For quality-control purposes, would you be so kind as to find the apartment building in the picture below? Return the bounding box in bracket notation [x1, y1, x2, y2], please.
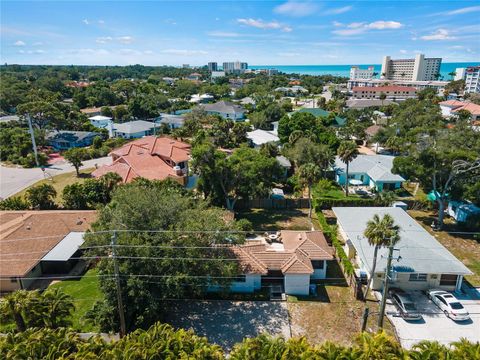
[381, 54, 441, 81]
[223, 61, 248, 74]
[352, 86, 417, 100]
[208, 62, 218, 72]
[464, 67, 480, 94]
[347, 78, 448, 93]
[350, 66, 375, 80]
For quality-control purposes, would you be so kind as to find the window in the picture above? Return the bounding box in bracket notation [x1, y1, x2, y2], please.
[311, 260, 324, 269]
[10, 278, 17, 283]
[436, 295, 447, 306]
[409, 273, 427, 282]
[440, 274, 458, 286]
[234, 275, 246, 283]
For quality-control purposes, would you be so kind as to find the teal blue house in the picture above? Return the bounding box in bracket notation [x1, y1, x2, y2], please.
[334, 155, 405, 192]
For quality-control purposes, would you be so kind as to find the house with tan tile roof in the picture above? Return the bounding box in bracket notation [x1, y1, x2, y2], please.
[439, 100, 480, 122]
[222, 230, 334, 296]
[92, 136, 191, 185]
[0, 210, 96, 292]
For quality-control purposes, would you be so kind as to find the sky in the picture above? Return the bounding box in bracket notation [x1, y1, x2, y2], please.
[1, 1, 479, 66]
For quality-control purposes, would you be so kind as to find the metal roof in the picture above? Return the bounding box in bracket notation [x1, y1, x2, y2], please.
[332, 207, 472, 276]
[113, 120, 156, 134]
[41, 232, 85, 262]
[247, 129, 279, 146]
[335, 155, 405, 183]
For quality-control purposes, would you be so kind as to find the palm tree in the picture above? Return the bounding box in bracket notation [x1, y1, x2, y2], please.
[298, 163, 321, 220]
[448, 71, 456, 80]
[374, 191, 397, 206]
[379, 92, 387, 106]
[337, 141, 359, 196]
[41, 288, 75, 328]
[363, 214, 401, 300]
[0, 290, 28, 331]
[410, 340, 450, 359]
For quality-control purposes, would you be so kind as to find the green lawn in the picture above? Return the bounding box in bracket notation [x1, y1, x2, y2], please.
[14, 168, 94, 204]
[49, 269, 104, 332]
[236, 208, 316, 231]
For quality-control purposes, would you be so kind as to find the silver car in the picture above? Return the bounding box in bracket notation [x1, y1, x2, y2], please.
[427, 289, 470, 321]
[388, 288, 422, 321]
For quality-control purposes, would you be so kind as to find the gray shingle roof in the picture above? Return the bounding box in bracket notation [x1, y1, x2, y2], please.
[333, 207, 472, 275]
[202, 101, 245, 115]
[46, 131, 98, 142]
[113, 120, 156, 134]
[335, 155, 405, 183]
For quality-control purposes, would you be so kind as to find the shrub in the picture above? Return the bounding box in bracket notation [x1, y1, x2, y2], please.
[0, 196, 30, 210]
[25, 183, 57, 210]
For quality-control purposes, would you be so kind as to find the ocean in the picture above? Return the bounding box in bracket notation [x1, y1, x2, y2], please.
[250, 62, 480, 80]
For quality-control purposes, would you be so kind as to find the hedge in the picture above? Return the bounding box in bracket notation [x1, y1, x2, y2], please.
[316, 211, 354, 276]
[314, 197, 377, 209]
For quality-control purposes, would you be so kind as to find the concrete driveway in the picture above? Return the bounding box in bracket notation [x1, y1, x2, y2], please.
[0, 157, 111, 199]
[164, 300, 291, 350]
[386, 291, 480, 349]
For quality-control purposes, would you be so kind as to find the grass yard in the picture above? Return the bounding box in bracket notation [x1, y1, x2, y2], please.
[236, 208, 319, 231]
[49, 268, 104, 332]
[14, 168, 94, 204]
[288, 282, 395, 346]
[408, 210, 480, 286]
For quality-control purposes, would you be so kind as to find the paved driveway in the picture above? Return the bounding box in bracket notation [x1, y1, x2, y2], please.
[0, 157, 111, 199]
[386, 291, 480, 349]
[164, 300, 291, 350]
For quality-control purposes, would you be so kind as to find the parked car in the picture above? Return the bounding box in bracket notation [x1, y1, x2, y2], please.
[427, 289, 470, 321]
[388, 288, 422, 321]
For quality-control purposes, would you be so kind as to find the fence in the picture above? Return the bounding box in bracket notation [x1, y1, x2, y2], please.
[235, 198, 311, 210]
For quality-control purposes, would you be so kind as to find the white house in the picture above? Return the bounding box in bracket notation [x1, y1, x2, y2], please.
[202, 101, 246, 121]
[211, 231, 334, 296]
[156, 113, 185, 129]
[334, 155, 405, 192]
[333, 207, 472, 292]
[111, 120, 157, 139]
[247, 129, 279, 148]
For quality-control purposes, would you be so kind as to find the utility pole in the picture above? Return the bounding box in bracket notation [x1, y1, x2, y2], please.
[378, 240, 395, 328]
[361, 307, 370, 332]
[26, 114, 39, 167]
[111, 231, 127, 337]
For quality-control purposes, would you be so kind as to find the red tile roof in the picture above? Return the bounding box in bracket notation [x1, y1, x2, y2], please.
[439, 100, 480, 116]
[92, 136, 191, 183]
[234, 231, 334, 275]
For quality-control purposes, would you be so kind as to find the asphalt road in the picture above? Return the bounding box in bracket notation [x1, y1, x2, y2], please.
[0, 156, 111, 200]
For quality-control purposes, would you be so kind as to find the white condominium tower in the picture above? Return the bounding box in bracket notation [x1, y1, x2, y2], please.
[350, 66, 375, 80]
[455, 66, 480, 93]
[381, 54, 441, 81]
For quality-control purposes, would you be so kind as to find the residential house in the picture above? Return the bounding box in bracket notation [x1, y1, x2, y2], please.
[439, 100, 480, 122]
[365, 125, 384, 143]
[80, 106, 116, 116]
[216, 230, 334, 296]
[296, 108, 346, 127]
[0, 210, 96, 292]
[276, 155, 292, 178]
[92, 136, 191, 185]
[46, 131, 99, 150]
[89, 115, 113, 129]
[189, 93, 214, 103]
[274, 86, 308, 95]
[202, 101, 246, 121]
[156, 113, 186, 129]
[247, 129, 279, 148]
[186, 73, 202, 82]
[333, 207, 472, 292]
[240, 97, 256, 107]
[334, 154, 405, 192]
[112, 120, 157, 139]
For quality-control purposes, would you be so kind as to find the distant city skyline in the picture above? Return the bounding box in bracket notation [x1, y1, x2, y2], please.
[1, 1, 479, 66]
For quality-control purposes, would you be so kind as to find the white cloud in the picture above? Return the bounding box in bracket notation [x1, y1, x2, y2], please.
[399, 49, 408, 54]
[324, 6, 352, 15]
[207, 31, 241, 37]
[332, 21, 343, 27]
[96, 36, 113, 44]
[164, 19, 177, 25]
[144, 50, 154, 55]
[82, 19, 89, 25]
[120, 48, 141, 55]
[117, 36, 134, 44]
[366, 21, 402, 30]
[98, 20, 105, 25]
[33, 41, 43, 46]
[333, 20, 403, 36]
[14, 40, 26, 46]
[237, 18, 292, 32]
[161, 49, 208, 56]
[420, 29, 456, 41]
[445, 6, 480, 15]
[273, 1, 318, 17]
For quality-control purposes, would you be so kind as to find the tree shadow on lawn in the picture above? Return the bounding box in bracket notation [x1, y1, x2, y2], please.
[236, 209, 310, 231]
[163, 300, 290, 350]
[413, 213, 479, 243]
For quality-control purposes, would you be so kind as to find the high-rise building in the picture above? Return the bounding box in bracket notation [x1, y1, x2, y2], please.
[350, 66, 375, 80]
[208, 62, 218, 72]
[222, 61, 248, 74]
[380, 54, 441, 81]
[464, 66, 480, 93]
[454, 68, 467, 81]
